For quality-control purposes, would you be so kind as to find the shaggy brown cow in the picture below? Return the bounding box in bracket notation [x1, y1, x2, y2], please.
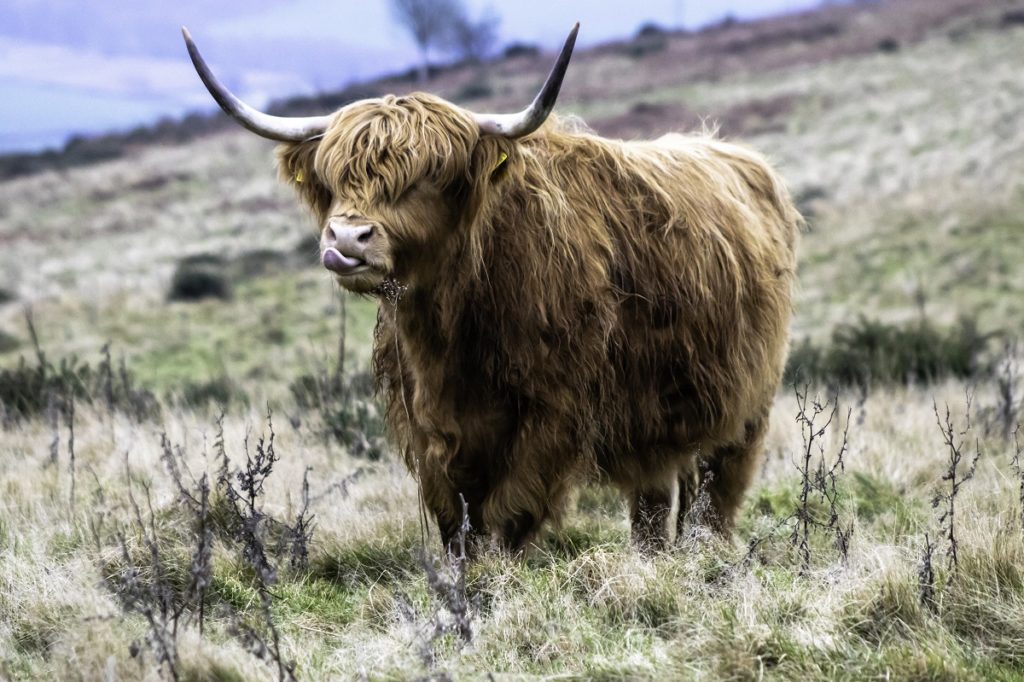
[183, 25, 801, 552]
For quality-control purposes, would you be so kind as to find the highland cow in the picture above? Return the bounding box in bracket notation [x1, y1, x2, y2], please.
[183, 24, 801, 552]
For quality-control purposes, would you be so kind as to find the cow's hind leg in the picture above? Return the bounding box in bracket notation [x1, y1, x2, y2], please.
[629, 484, 673, 552]
[702, 416, 768, 535]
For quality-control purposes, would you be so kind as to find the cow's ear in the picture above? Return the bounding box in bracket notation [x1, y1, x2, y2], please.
[276, 140, 331, 224]
[459, 137, 509, 228]
[456, 136, 515, 266]
[470, 136, 514, 186]
[460, 137, 512, 215]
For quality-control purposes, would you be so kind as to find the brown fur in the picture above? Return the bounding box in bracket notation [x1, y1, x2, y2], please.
[276, 93, 801, 552]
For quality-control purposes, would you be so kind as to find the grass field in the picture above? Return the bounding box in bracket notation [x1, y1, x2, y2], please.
[1, 379, 1022, 679]
[2, 0, 1024, 678]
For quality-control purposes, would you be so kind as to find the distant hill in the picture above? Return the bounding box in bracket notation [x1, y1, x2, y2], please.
[2, 0, 1016, 180]
[1, 0, 1023, 378]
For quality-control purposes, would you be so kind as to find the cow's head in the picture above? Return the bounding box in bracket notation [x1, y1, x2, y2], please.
[182, 26, 578, 294]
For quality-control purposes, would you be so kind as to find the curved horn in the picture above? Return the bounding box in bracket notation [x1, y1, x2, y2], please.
[473, 22, 579, 138]
[182, 27, 330, 142]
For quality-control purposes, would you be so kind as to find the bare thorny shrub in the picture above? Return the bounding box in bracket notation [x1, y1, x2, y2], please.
[214, 411, 308, 682]
[932, 395, 981, 572]
[416, 495, 475, 672]
[115, 471, 187, 681]
[920, 393, 981, 611]
[736, 387, 853, 573]
[1012, 424, 1024, 533]
[981, 339, 1022, 440]
[790, 386, 853, 574]
[918, 531, 937, 612]
[682, 461, 718, 544]
[157, 435, 214, 634]
[114, 412, 313, 681]
[47, 387, 78, 513]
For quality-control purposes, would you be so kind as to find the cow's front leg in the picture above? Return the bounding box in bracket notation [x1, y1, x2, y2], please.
[480, 417, 580, 553]
[411, 428, 489, 557]
[629, 484, 673, 553]
[421, 469, 488, 557]
[479, 475, 553, 554]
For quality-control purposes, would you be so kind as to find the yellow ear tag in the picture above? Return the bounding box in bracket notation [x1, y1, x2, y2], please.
[294, 169, 305, 184]
[493, 151, 508, 173]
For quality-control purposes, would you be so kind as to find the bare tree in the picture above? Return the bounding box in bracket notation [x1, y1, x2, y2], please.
[390, 0, 463, 83]
[448, 6, 500, 64]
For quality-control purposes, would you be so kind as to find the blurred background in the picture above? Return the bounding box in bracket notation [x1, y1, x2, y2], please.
[0, 0, 825, 152]
[0, 0, 1022, 406]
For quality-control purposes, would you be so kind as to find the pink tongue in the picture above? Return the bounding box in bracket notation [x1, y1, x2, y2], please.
[323, 247, 363, 273]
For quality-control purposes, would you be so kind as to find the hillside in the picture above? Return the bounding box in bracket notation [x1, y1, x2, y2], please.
[2, 2, 1024, 679]
[1, 0, 1023, 388]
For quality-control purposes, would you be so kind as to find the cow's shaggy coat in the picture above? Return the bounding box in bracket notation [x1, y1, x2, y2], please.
[277, 93, 801, 551]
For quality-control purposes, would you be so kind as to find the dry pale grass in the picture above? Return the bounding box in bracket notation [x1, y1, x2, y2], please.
[1, 381, 1021, 680]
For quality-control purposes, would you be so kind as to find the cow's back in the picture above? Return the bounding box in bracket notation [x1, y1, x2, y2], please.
[584, 133, 801, 482]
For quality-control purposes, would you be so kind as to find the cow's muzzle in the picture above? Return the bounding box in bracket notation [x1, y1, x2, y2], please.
[322, 222, 373, 275]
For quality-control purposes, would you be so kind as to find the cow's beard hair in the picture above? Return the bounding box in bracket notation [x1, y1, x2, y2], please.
[371, 273, 431, 544]
[374, 277, 408, 304]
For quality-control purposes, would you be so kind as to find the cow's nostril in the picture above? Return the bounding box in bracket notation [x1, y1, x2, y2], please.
[357, 226, 374, 243]
[325, 225, 337, 242]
